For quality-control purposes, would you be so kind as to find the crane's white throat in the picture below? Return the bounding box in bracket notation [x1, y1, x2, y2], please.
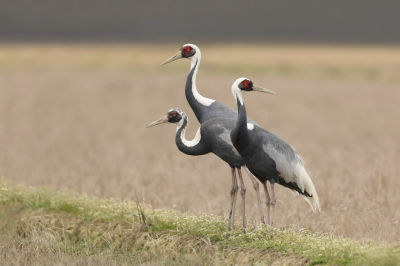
[231, 78, 246, 106]
[233, 90, 244, 106]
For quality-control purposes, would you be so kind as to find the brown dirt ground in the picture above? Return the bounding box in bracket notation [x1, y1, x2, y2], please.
[1, 44, 400, 244]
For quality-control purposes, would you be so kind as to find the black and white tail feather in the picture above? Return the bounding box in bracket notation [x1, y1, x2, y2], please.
[267, 140, 320, 212]
[291, 152, 320, 212]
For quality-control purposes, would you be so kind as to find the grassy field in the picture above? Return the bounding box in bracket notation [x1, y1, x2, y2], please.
[1, 180, 399, 265]
[1, 44, 400, 264]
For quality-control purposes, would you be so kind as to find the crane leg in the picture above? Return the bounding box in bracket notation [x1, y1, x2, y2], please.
[262, 182, 272, 226]
[244, 166, 265, 225]
[237, 168, 246, 230]
[228, 167, 238, 231]
[269, 183, 277, 227]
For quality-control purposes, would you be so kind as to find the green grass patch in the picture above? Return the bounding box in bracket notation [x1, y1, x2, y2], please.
[1, 178, 399, 265]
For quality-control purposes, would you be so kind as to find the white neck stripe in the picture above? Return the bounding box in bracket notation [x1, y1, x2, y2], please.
[176, 118, 202, 147]
[234, 91, 244, 105]
[190, 57, 215, 107]
[231, 78, 248, 106]
[181, 127, 202, 147]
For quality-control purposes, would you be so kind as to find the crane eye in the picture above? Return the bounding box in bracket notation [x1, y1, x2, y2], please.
[239, 80, 253, 91]
[181, 46, 196, 57]
[171, 112, 176, 116]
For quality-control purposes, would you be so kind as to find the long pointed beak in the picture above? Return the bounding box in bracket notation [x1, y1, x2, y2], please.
[161, 51, 182, 66]
[146, 116, 168, 128]
[253, 85, 275, 95]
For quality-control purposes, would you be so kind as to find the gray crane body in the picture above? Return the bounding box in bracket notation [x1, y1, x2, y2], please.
[159, 45, 270, 228]
[185, 58, 257, 126]
[231, 98, 310, 196]
[175, 114, 244, 169]
[230, 78, 320, 213]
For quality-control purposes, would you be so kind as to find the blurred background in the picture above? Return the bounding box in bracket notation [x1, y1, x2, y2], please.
[1, 0, 400, 43]
[1, 1, 400, 242]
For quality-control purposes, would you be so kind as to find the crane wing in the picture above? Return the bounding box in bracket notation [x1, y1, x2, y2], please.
[215, 124, 241, 157]
[260, 129, 320, 212]
[201, 118, 241, 158]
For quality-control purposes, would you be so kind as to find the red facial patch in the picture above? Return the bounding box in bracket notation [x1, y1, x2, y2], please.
[183, 46, 193, 53]
[241, 80, 252, 89]
[182, 46, 195, 57]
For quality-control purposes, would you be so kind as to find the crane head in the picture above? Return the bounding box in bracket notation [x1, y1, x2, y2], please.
[234, 78, 275, 94]
[161, 44, 198, 66]
[146, 108, 184, 128]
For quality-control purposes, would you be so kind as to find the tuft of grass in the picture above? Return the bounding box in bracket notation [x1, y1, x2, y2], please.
[1, 178, 399, 265]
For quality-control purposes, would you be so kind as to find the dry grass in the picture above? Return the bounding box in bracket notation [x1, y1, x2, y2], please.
[1, 43, 400, 82]
[0, 43, 400, 249]
[1, 180, 399, 265]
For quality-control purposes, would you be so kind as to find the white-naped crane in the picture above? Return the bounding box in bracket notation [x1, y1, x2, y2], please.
[161, 44, 258, 124]
[161, 44, 265, 229]
[230, 78, 320, 226]
[147, 107, 273, 230]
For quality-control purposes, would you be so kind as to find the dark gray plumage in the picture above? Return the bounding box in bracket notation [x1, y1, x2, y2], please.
[230, 78, 320, 226]
[147, 108, 261, 230]
[160, 44, 265, 230]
